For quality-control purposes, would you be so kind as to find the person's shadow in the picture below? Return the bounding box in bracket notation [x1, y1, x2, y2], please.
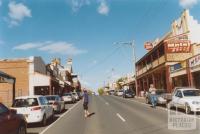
[88, 112, 95, 117]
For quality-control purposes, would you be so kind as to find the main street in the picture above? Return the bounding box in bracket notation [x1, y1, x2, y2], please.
[35, 96, 199, 134]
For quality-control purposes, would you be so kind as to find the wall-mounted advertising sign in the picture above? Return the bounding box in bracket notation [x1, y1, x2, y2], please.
[189, 54, 200, 68]
[166, 40, 191, 53]
[144, 42, 153, 51]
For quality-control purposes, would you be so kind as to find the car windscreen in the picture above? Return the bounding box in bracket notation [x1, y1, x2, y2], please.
[183, 90, 200, 97]
[64, 93, 71, 96]
[46, 96, 56, 101]
[12, 98, 39, 107]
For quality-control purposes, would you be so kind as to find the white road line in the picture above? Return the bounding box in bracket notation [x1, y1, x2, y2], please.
[116, 113, 126, 122]
[40, 101, 81, 134]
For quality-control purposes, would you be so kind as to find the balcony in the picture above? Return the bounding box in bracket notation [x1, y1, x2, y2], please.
[136, 55, 166, 77]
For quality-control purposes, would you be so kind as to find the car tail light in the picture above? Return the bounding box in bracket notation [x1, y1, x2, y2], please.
[31, 106, 41, 111]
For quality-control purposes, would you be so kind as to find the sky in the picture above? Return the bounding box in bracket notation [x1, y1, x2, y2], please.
[0, 0, 200, 91]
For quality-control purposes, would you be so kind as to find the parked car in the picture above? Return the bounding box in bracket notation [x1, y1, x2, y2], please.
[0, 102, 27, 134]
[168, 88, 200, 114]
[46, 95, 65, 113]
[123, 90, 135, 98]
[117, 90, 124, 96]
[62, 93, 76, 103]
[11, 95, 54, 126]
[109, 90, 115, 95]
[145, 89, 167, 106]
[77, 92, 83, 99]
[72, 92, 80, 101]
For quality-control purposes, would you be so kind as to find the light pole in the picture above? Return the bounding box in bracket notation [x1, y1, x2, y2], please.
[114, 40, 138, 96]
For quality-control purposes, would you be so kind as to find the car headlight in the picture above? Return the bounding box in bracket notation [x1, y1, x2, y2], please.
[192, 101, 200, 105]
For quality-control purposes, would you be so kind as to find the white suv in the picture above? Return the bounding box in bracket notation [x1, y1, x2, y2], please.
[169, 88, 200, 114]
[11, 95, 54, 126]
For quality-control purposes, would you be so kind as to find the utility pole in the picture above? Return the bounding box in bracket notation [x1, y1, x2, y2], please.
[114, 40, 138, 96]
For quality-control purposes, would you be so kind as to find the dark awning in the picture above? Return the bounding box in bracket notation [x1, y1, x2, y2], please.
[0, 70, 15, 84]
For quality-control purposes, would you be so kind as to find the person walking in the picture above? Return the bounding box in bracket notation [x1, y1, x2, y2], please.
[83, 90, 90, 117]
[149, 84, 157, 108]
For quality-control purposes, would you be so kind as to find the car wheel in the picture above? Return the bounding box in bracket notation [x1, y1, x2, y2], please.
[41, 115, 47, 126]
[18, 123, 26, 134]
[185, 104, 191, 114]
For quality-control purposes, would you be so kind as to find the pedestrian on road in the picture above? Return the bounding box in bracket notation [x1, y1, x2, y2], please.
[83, 89, 90, 118]
[149, 84, 157, 108]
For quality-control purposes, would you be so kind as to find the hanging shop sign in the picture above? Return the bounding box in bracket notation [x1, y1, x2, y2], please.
[189, 54, 200, 68]
[144, 42, 153, 51]
[166, 40, 191, 53]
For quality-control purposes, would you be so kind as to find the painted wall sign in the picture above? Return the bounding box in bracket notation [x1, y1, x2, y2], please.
[189, 54, 200, 68]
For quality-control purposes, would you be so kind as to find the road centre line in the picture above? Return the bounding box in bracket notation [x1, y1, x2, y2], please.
[116, 113, 126, 122]
[40, 101, 81, 134]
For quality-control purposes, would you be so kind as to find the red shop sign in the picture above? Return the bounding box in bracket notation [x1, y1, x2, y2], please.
[166, 40, 191, 53]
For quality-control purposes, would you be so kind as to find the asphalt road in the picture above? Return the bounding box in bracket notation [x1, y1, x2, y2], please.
[27, 104, 75, 134]
[36, 96, 200, 134]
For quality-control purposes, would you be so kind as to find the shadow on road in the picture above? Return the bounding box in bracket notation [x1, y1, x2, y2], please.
[88, 112, 95, 117]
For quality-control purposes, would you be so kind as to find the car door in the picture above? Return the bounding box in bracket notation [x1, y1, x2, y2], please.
[39, 97, 49, 118]
[172, 90, 180, 107]
[0, 104, 10, 134]
[174, 90, 184, 108]
[0, 103, 18, 134]
[43, 97, 52, 118]
[176, 91, 185, 109]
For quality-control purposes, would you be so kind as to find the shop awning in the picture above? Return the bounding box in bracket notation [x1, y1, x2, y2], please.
[0, 71, 15, 84]
[170, 69, 187, 78]
[0, 70, 16, 104]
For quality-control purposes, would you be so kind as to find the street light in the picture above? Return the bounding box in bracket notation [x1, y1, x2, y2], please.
[114, 40, 138, 96]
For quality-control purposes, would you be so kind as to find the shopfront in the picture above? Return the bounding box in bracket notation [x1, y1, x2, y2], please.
[189, 54, 200, 89]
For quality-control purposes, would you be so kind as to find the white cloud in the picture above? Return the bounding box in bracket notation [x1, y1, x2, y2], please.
[39, 42, 87, 55]
[13, 41, 87, 56]
[70, 0, 91, 12]
[98, 0, 109, 15]
[8, 1, 31, 26]
[179, 0, 199, 8]
[13, 42, 43, 50]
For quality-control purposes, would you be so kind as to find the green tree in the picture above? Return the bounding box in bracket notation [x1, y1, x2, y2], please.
[98, 88, 104, 95]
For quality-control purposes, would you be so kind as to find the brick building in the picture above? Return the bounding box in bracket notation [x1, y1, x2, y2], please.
[0, 56, 50, 106]
[136, 10, 200, 96]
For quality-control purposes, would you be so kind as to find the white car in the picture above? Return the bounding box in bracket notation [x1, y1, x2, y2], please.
[117, 90, 124, 96]
[11, 95, 54, 126]
[46, 95, 65, 113]
[62, 93, 76, 103]
[168, 88, 200, 114]
[72, 92, 79, 101]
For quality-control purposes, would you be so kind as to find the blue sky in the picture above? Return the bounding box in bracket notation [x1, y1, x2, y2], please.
[0, 0, 200, 91]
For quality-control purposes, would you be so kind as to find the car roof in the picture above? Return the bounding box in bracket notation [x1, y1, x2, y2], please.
[178, 88, 199, 91]
[15, 95, 43, 99]
[45, 95, 59, 97]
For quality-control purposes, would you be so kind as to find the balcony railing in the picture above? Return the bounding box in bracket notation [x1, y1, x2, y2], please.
[136, 55, 166, 76]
